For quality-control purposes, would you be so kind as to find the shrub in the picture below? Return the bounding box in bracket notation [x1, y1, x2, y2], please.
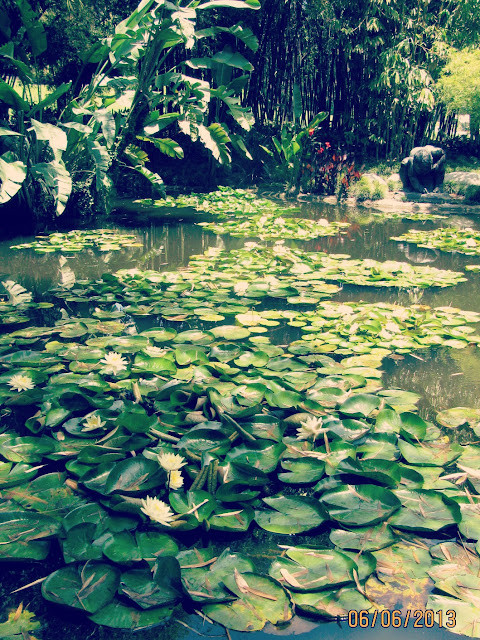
[387, 178, 401, 191]
[353, 176, 387, 202]
[464, 185, 480, 203]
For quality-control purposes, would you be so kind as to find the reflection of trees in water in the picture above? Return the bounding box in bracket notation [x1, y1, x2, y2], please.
[383, 347, 480, 423]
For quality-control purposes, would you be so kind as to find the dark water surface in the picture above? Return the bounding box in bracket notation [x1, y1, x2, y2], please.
[0, 199, 478, 640]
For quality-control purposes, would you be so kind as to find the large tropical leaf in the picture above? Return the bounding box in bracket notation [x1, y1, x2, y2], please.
[195, 24, 258, 51]
[198, 123, 231, 164]
[29, 119, 68, 158]
[86, 139, 110, 190]
[0, 43, 33, 82]
[15, 0, 47, 56]
[32, 160, 72, 216]
[0, 79, 29, 111]
[0, 155, 26, 203]
[137, 136, 184, 158]
[29, 83, 71, 117]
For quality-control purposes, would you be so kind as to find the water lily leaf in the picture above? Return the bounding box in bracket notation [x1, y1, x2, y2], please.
[203, 572, 292, 631]
[398, 440, 462, 466]
[427, 595, 480, 638]
[270, 546, 355, 591]
[355, 433, 399, 461]
[374, 409, 402, 433]
[133, 355, 177, 374]
[265, 389, 302, 408]
[105, 458, 166, 495]
[338, 394, 380, 417]
[366, 573, 433, 613]
[4, 471, 80, 513]
[234, 351, 269, 367]
[292, 587, 374, 618]
[0, 461, 42, 488]
[173, 330, 215, 344]
[374, 543, 433, 580]
[89, 598, 172, 629]
[255, 495, 327, 534]
[330, 522, 397, 551]
[177, 429, 231, 455]
[208, 505, 254, 531]
[278, 458, 325, 484]
[0, 511, 60, 560]
[179, 548, 255, 602]
[399, 412, 427, 440]
[436, 406, 480, 429]
[225, 440, 285, 473]
[101, 530, 141, 563]
[335, 458, 400, 487]
[116, 403, 159, 433]
[42, 562, 120, 613]
[390, 489, 461, 532]
[459, 504, 480, 540]
[140, 328, 177, 342]
[210, 325, 251, 340]
[119, 556, 183, 608]
[169, 489, 216, 527]
[320, 485, 401, 527]
[62, 523, 106, 562]
[0, 435, 56, 462]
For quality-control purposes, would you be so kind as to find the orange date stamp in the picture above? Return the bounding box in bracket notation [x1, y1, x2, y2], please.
[348, 609, 456, 628]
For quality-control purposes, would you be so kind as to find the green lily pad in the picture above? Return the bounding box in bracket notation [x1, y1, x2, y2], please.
[320, 484, 401, 527]
[255, 495, 327, 534]
[269, 546, 355, 591]
[203, 571, 293, 631]
[436, 406, 480, 428]
[42, 562, 121, 613]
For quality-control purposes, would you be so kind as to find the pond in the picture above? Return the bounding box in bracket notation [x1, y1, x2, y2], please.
[0, 194, 479, 640]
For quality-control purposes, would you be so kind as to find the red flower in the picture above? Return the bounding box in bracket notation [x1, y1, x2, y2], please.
[325, 142, 331, 149]
[306, 163, 311, 169]
[308, 129, 314, 137]
[318, 147, 324, 154]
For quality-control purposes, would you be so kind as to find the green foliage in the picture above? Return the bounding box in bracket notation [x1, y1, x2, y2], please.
[436, 48, 480, 138]
[0, 0, 259, 221]
[464, 184, 480, 203]
[0, 604, 41, 639]
[269, 113, 328, 191]
[353, 176, 387, 202]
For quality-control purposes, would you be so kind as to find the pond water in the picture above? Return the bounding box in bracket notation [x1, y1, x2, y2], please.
[0, 197, 479, 640]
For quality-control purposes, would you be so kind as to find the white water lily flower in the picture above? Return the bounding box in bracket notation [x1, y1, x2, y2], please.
[7, 374, 35, 393]
[82, 414, 106, 432]
[169, 469, 184, 490]
[465, 238, 477, 248]
[158, 452, 187, 472]
[100, 351, 128, 374]
[296, 415, 324, 441]
[258, 215, 268, 227]
[234, 281, 250, 296]
[275, 217, 286, 226]
[140, 497, 175, 526]
[244, 242, 259, 250]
